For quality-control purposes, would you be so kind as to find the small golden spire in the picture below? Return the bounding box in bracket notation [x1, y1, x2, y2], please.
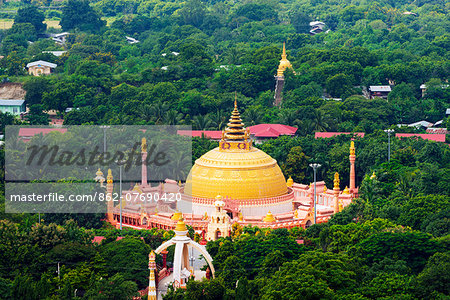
[323, 185, 327, 192]
[343, 186, 350, 194]
[370, 171, 376, 180]
[294, 210, 298, 219]
[154, 207, 158, 215]
[149, 250, 156, 262]
[282, 42, 286, 58]
[239, 212, 243, 221]
[350, 141, 355, 156]
[234, 91, 237, 108]
[286, 176, 294, 187]
[334, 172, 340, 189]
[107, 169, 113, 184]
[141, 137, 147, 152]
[339, 199, 344, 212]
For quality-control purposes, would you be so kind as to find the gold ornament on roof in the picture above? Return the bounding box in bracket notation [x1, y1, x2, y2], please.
[370, 171, 376, 180]
[294, 210, 298, 219]
[286, 176, 294, 187]
[334, 172, 340, 189]
[171, 211, 183, 221]
[343, 186, 350, 194]
[350, 141, 355, 156]
[239, 212, 243, 221]
[263, 211, 276, 223]
[175, 218, 187, 232]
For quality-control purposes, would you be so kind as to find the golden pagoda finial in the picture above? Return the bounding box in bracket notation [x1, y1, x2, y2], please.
[277, 42, 294, 77]
[149, 250, 156, 263]
[370, 171, 376, 180]
[263, 211, 276, 223]
[107, 169, 113, 184]
[334, 172, 340, 189]
[286, 176, 294, 187]
[171, 211, 183, 221]
[142, 137, 147, 152]
[339, 199, 344, 212]
[294, 209, 298, 219]
[239, 212, 243, 221]
[323, 185, 327, 192]
[343, 186, 350, 194]
[234, 91, 237, 108]
[175, 218, 187, 232]
[154, 207, 158, 215]
[350, 141, 355, 156]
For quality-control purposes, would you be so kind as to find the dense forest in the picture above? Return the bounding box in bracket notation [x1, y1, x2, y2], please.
[0, 0, 449, 298]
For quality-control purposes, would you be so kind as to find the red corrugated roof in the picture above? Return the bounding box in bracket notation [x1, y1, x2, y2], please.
[177, 130, 222, 139]
[315, 132, 365, 138]
[19, 128, 67, 137]
[177, 124, 297, 139]
[248, 124, 297, 137]
[395, 133, 446, 142]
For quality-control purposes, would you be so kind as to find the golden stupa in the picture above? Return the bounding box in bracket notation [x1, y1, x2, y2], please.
[184, 99, 287, 200]
[276, 42, 294, 77]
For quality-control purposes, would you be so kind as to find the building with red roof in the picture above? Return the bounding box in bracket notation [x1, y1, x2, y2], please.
[395, 133, 446, 142]
[178, 124, 297, 142]
[18, 128, 67, 141]
[315, 132, 365, 139]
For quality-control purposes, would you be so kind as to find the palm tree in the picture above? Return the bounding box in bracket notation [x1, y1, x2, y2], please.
[164, 110, 183, 125]
[151, 101, 169, 124]
[243, 106, 261, 126]
[208, 111, 227, 130]
[192, 115, 212, 130]
[277, 109, 299, 127]
[311, 110, 329, 132]
[140, 104, 153, 123]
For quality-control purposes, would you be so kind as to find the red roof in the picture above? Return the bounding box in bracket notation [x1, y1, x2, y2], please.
[395, 133, 446, 142]
[19, 128, 67, 138]
[92, 236, 106, 244]
[315, 132, 365, 139]
[248, 124, 297, 137]
[426, 128, 448, 134]
[177, 124, 297, 140]
[177, 130, 222, 139]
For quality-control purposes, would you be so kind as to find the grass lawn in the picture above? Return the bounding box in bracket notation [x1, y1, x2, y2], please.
[0, 19, 60, 30]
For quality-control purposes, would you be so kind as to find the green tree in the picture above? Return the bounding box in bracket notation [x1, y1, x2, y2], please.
[61, 0, 105, 32]
[26, 104, 49, 125]
[326, 73, 353, 98]
[84, 274, 138, 300]
[282, 146, 309, 183]
[14, 6, 46, 33]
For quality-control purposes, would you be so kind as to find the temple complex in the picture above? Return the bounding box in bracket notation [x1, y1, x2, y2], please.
[274, 42, 295, 106]
[104, 100, 358, 241]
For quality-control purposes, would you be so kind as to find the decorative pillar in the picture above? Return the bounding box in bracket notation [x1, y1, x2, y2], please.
[161, 249, 168, 269]
[349, 141, 356, 192]
[333, 172, 340, 214]
[148, 251, 157, 300]
[141, 137, 148, 187]
[106, 169, 114, 223]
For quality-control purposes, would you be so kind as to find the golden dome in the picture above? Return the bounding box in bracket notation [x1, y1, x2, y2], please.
[184, 101, 287, 200]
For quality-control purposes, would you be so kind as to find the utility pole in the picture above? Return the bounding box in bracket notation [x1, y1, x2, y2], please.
[309, 163, 321, 224]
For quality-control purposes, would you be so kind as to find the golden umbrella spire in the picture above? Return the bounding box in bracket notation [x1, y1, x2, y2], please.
[224, 93, 246, 141]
